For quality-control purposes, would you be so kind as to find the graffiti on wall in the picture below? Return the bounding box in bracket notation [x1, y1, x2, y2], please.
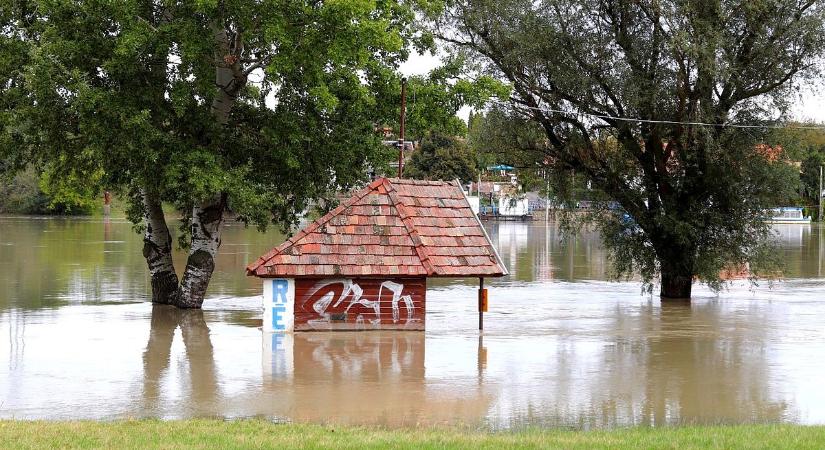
[271, 279, 290, 331]
[296, 278, 424, 330]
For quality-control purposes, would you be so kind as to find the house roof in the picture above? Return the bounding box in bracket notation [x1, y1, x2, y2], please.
[247, 177, 508, 278]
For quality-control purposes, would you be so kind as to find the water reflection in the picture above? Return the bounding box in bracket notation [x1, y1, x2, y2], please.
[0, 217, 285, 310]
[3, 217, 825, 310]
[0, 290, 823, 426]
[486, 221, 613, 282]
[596, 301, 788, 427]
[427, 288, 807, 427]
[251, 332, 493, 426]
[142, 305, 218, 416]
[1, 217, 825, 427]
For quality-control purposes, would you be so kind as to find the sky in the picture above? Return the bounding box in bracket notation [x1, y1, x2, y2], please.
[794, 87, 825, 123]
[400, 50, 825, 125]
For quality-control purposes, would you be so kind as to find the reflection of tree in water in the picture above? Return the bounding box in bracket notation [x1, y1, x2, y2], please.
[4, 309, 26, 407]
[588, 302, 789, 427]
[635, 302, 788, 425]
[509, 301, 789, 429]
[142, 305, 218, 416]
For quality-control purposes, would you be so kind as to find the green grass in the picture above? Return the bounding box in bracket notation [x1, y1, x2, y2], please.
[1, 420, 824, 449]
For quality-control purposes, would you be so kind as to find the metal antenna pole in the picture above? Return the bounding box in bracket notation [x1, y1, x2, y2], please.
[398, 77, 407, 178]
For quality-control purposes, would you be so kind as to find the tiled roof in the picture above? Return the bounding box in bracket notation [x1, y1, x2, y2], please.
[247, 178, 508, 278]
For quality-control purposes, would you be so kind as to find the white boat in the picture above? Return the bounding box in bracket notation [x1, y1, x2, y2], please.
[765, 207, 811, 224]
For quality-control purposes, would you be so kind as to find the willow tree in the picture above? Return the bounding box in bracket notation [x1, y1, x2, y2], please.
[2, 0, 430, 308]
[435, 0, 825, 298]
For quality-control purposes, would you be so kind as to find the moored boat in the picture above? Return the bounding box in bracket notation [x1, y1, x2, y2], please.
[764, 207, 811, 224]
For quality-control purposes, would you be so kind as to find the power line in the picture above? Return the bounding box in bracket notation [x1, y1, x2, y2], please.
[493, 100, 825, 130]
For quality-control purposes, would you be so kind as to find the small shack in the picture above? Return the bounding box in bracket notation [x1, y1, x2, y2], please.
[247, 177, 508, 332]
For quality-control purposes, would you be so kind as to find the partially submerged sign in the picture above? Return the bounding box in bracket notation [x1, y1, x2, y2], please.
[247, 177, 508, 331]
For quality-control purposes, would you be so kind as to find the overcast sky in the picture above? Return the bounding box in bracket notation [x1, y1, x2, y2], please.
[400, 50, 825, 124]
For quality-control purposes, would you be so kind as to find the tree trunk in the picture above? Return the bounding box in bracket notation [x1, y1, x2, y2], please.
[142, 191, 179, 305]
[139, 19, 239, 309]
[659, 258, 694, 300]
[210, 21, 245, 125]
[176, 194, 226, 309]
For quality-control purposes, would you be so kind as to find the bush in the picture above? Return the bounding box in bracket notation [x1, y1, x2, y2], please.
[0, 167, 95, 215]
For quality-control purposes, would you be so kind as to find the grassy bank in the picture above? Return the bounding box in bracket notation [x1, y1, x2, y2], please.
[2, 420, 824, 449]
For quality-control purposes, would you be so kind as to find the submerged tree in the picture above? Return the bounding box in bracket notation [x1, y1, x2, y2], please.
[434, 0, 825, 298]
[2, 0, 431, 308]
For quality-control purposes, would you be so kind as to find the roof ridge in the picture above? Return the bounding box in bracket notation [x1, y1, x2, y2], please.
[386, 177, 446, 186]
[245, 178, 385, 275]
[382, 178, 437, 276]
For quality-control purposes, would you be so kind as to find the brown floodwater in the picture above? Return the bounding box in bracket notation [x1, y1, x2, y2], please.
[1, 216, 824, 428]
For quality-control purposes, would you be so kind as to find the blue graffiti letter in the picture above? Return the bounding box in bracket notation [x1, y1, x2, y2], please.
[271, 306, 286, 330]
[273, 279, 289, 305]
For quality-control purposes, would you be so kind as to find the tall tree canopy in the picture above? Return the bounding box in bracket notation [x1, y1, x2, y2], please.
[434, 0, 825, 298]
[397, 58, 509, 140]
[1, 0, 434, 308]
[405, 132, 478, 181]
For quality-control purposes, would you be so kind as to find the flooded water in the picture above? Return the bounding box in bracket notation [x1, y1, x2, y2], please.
[1, 216, 825, 428]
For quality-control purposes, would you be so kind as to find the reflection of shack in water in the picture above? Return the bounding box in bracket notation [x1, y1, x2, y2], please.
[258, 331, 493, 426]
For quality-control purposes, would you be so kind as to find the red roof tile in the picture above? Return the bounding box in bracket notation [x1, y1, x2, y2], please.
[247, 178, 508, 278]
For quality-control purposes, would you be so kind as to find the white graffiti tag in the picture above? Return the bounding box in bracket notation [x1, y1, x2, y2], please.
[302, 279, 417, 328]
[378, 281, 415, 324]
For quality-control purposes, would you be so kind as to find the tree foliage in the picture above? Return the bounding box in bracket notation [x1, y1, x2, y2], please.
[467, 107, 554, 193]
[5, 0, 430, 227]
[767, 124, 825, 217]
[401, 58, 509, 140]
[405, 132, 478, 182]
[0, 168, 95, 215]
[433, 0, 825, 297]
[468, 107, 546, 169]
[1, 0, 436, 307]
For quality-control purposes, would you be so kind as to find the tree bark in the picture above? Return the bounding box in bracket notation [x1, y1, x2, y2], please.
[142, 191, 179, 305]
[176, 194, 227, 309]
[143, 19, 241, 309]
[659, 257, 694, 300]
[161, 19, 240, 308]
[210, 22, 245, 125]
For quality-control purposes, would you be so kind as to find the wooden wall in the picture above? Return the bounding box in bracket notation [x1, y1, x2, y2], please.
[294, 278, 426, 331]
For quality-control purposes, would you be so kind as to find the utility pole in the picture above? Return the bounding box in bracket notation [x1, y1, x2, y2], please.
[397, 77, 407, 178]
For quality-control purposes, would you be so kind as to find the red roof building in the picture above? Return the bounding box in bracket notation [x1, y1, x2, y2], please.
[248, 177, 507, 332]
